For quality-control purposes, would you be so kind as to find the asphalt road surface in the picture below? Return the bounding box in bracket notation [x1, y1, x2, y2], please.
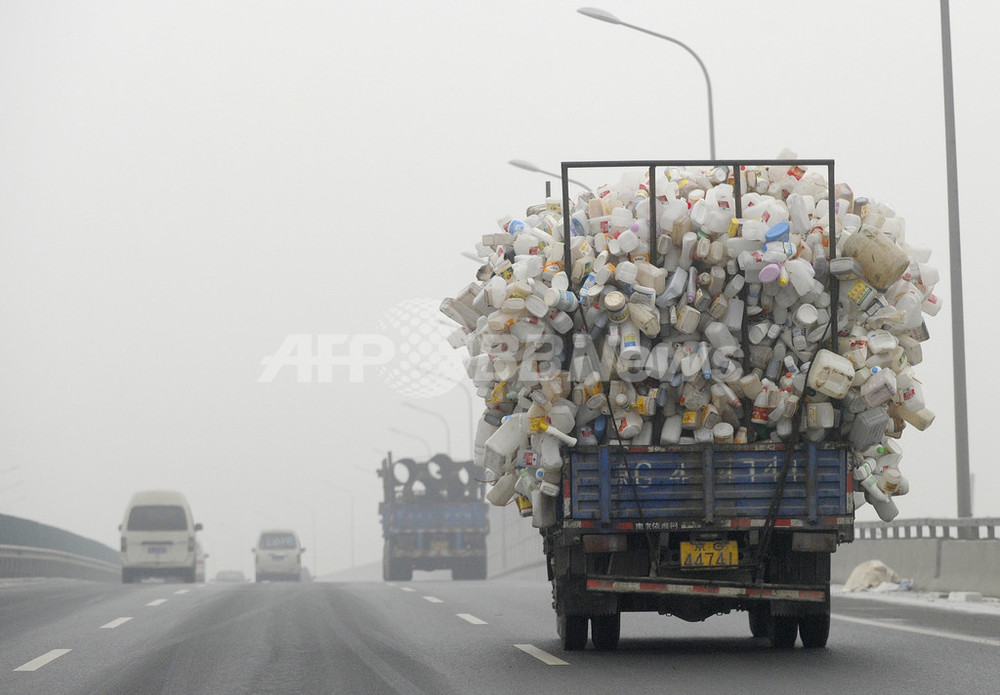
[2, 575, 999, 695]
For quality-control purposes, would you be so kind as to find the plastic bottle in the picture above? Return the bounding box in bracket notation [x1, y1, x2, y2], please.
[660, 414, 683, 444]
[531, 489, 556, 528]
[486, 472, 517, 506]
[619, 319, 642, 364]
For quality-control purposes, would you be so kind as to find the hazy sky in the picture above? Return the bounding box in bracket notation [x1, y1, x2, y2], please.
[2, 1, 998, 577]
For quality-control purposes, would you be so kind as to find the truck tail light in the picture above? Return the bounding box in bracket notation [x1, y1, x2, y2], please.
[188, 537, 195, 553]
[121, 537, 127, 552]
[583, 534, 627, 553]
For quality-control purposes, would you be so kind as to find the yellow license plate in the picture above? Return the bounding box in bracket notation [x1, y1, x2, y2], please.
[430, 540, 450, 553]
[680, 540, 738, 568]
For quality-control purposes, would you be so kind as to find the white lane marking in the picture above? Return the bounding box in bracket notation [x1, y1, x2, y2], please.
[514, 644, 569, 666]
[146, 598, 168, 607]
[400, 587, 416, 593]
[457, 613, 487, 625]
[100, 617, 133, 629]
[13, 649, 72, 672]
[423, 596, 443, 604]
[174, 589, 190, 595]
[833, 614, 1000, 647]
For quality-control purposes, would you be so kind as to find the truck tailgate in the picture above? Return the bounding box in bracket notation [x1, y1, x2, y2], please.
[569, 443, 849, 525]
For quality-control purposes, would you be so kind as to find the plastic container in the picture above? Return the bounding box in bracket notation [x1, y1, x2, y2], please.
[878, 467, 903, 496]
[804, 401, 835, 430]
[842, 224, 910, 291]
[531, 489, 557, 528]
[660, 415, 682, 444]
[860, 366, 898, 408]
[849, 407, 891, 449]
[486, 472, 517, 506]
[807, 349, 855, 399]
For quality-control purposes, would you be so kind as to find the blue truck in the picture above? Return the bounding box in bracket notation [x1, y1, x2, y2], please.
[379, 453, 489, 581]
[544, 441, 853, 650]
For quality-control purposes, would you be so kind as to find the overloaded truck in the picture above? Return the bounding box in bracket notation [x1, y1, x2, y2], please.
[379, 452, 489, 581]
[448, 157, 936, 650]
[543, 160, 856, 650]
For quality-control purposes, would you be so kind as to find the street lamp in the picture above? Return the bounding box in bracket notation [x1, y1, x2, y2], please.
[939, 0, 970, 520]
[509, 159, 593, 193]
[418, 358, 476, 462]
[577, 7, 716, 159]
[388, 427, 433, 457]
[401, 402, 452, 457]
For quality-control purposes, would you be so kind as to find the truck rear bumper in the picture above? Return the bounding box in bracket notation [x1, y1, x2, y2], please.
[586, 577, 827, 602]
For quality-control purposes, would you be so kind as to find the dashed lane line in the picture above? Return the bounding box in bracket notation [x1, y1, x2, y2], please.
[174, 589, 190, 595]
[457, 613, 487, 625]
[100, 617, 133, 629]
[423, 596, 443, 604]
[146, 598, 168, 607]
[13, 649, 72, 672]
[400, 587, 416, 593]
[514, 644, 568, 665]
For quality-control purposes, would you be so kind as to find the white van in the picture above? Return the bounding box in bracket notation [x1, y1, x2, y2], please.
[254, 529, 304, 582]
[119, 490, 202, 583]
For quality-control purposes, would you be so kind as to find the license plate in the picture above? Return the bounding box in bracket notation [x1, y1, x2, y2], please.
[680, 540, 738, 568]
[147, 546, 168, 554]
[430, 540, 449, 553]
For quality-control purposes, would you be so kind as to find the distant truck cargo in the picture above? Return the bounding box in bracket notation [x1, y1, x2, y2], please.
[379, 453, 489, 581]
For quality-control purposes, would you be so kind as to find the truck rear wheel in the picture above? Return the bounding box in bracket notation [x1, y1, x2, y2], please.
[799, 611, 831, 648]
[590, 613, 621, 651]
[768, 610, 799, 648]
[557, 612, 589, 651]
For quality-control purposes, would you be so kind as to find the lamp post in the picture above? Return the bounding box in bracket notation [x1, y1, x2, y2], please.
[419, 357, 476, 462]
[939, 0, 971, 521]
[509, 159, 594, 193]
[388, 427, 433, 457]
[402, 402, 452, 457]
[578, 7, 715, 159]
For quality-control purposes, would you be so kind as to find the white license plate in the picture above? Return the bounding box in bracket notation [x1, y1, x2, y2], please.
[148, 546, 168, 554]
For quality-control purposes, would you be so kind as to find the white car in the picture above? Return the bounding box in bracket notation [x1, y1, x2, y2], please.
[120, 490, 202, 583]
[254, 529, 304, 582]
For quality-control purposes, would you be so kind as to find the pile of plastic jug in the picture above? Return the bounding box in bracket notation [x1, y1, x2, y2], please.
[441, 158, 939, 526]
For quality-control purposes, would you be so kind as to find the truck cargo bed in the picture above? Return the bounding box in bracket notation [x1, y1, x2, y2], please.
[568, 443, 850, 526]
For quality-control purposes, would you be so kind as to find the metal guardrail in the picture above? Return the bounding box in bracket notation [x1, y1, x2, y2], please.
[854, 517, 1000, 540]
[0, 544, 120, 583]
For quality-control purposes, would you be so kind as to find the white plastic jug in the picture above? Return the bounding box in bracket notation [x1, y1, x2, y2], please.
[842, 224, 910, 291]
[807, 349, 855, 399]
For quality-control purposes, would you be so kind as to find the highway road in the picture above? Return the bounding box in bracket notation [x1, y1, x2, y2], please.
[2, 575, 999, 695]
